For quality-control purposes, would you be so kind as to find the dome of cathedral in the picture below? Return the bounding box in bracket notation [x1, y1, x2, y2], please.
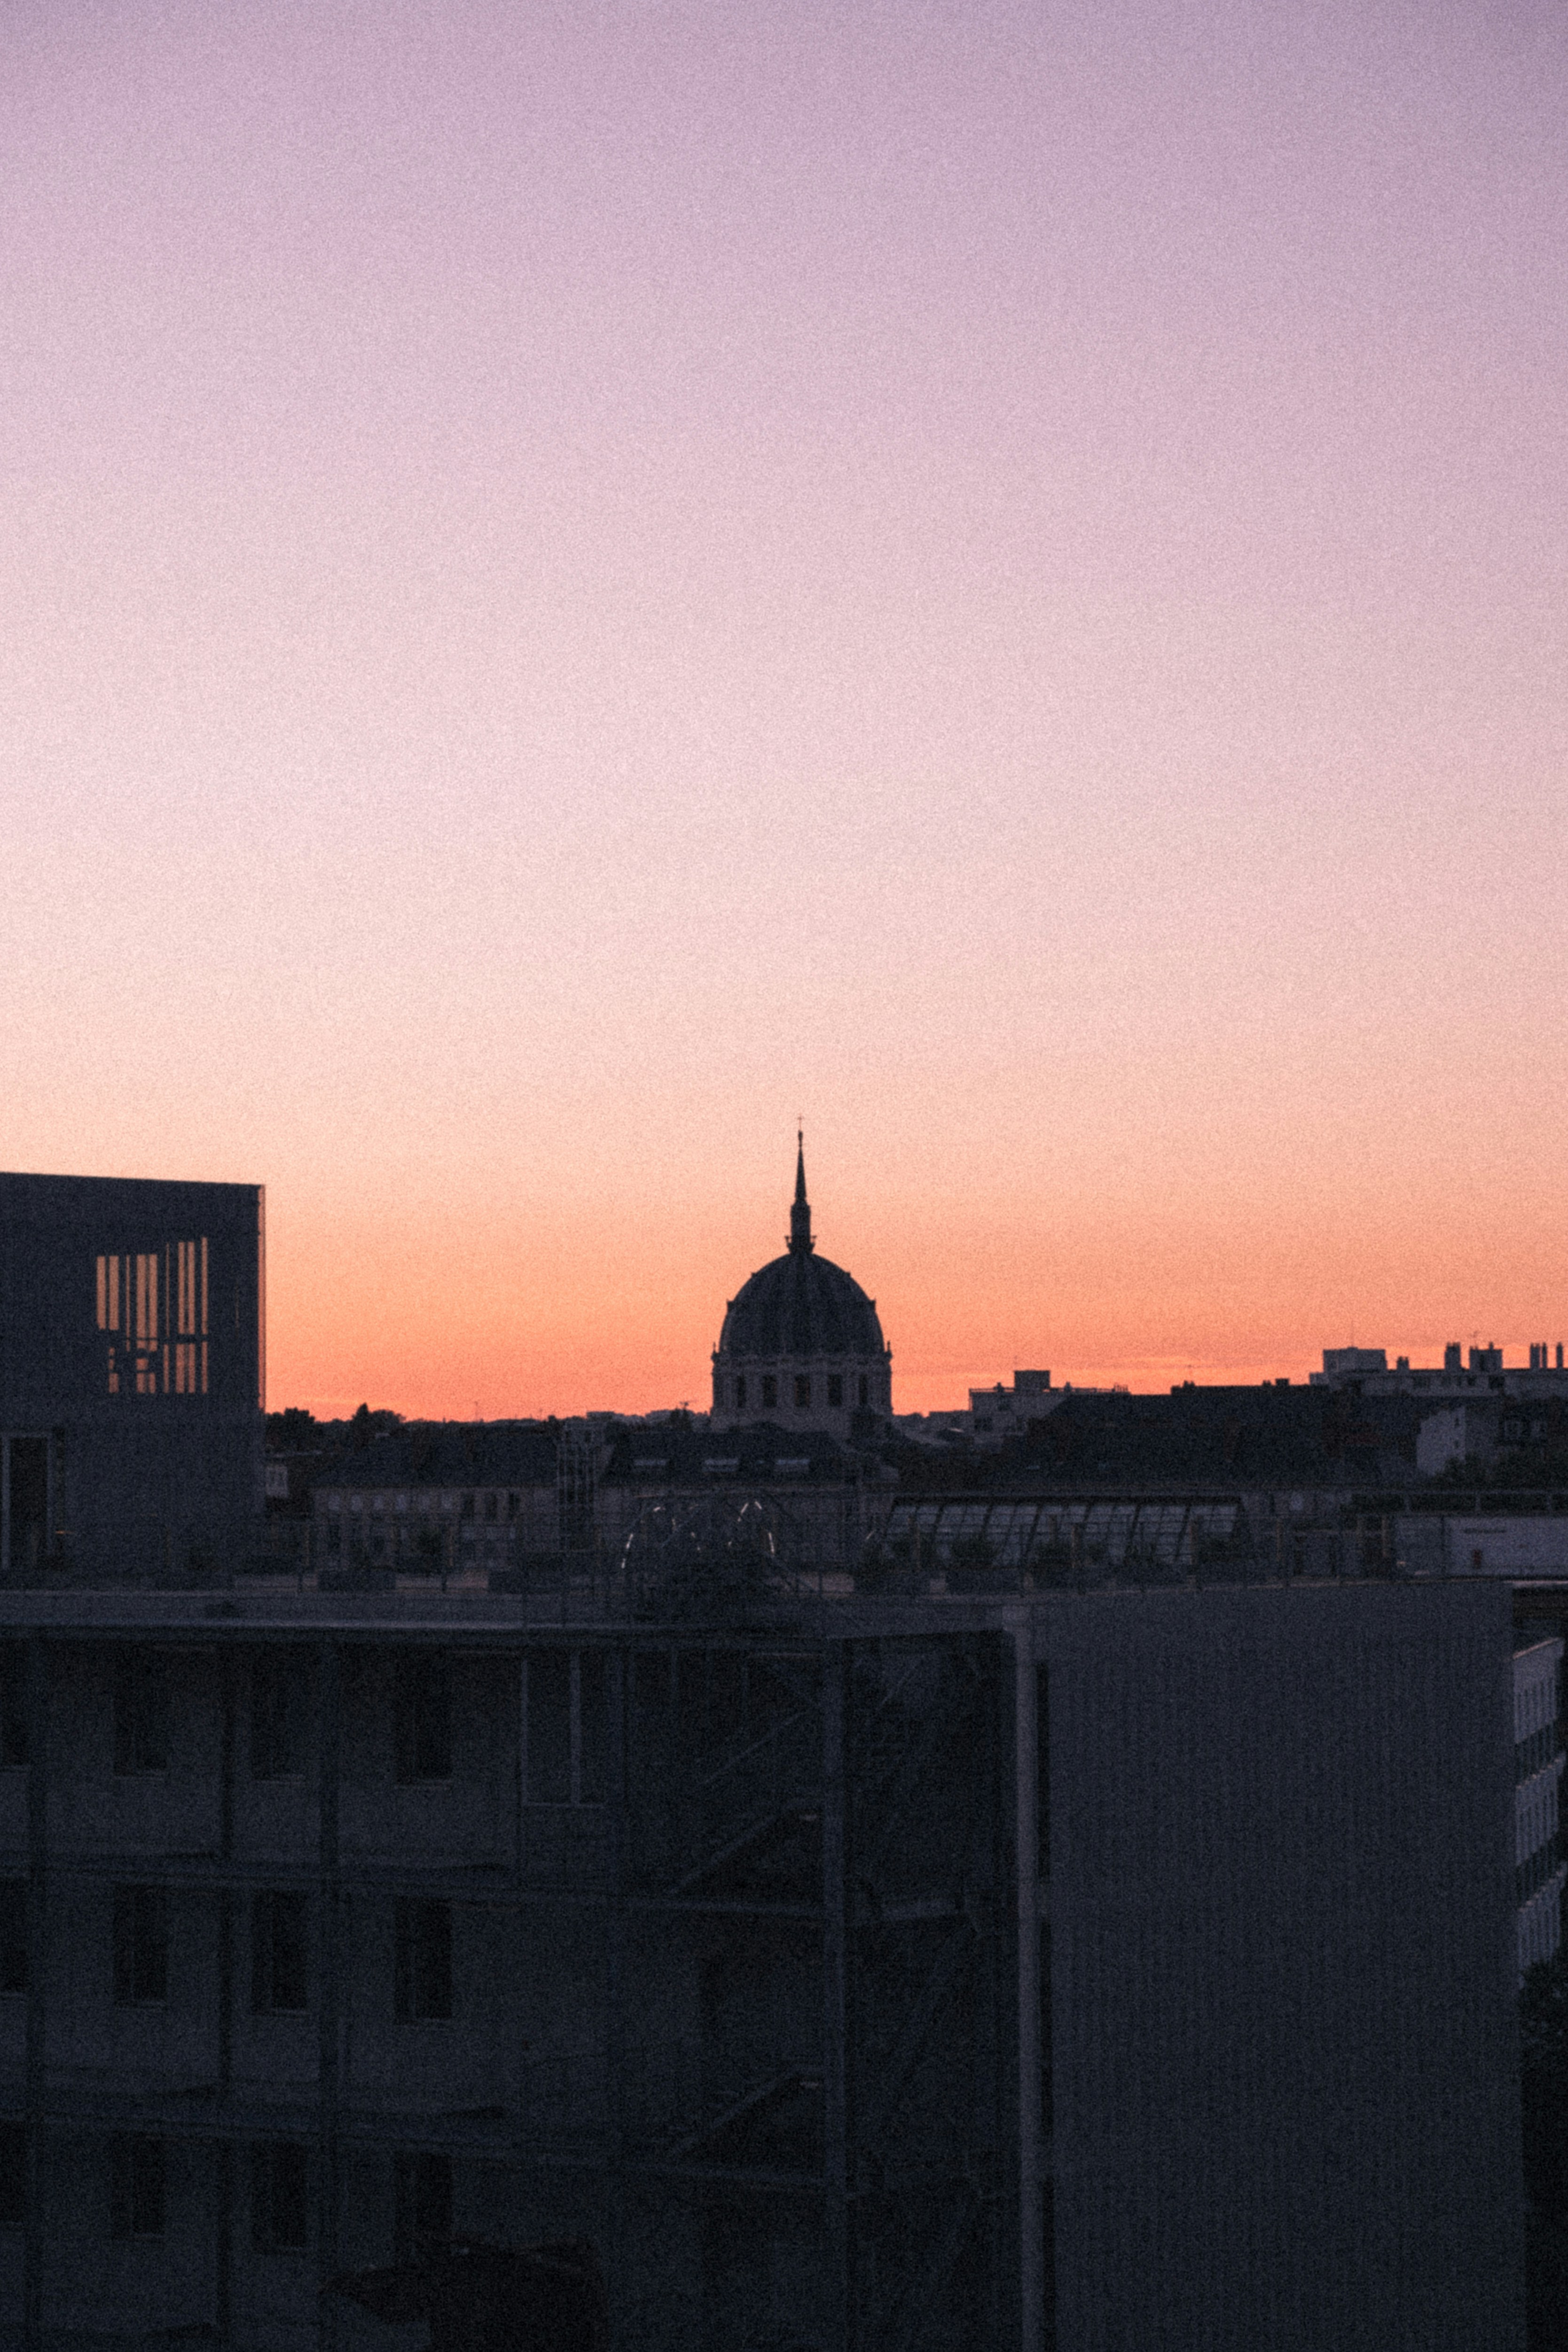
[719, 1247, 885, 1360]
[710, 1139, 892, 1435]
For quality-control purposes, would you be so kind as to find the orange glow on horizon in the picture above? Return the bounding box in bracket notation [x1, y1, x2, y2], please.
[258, 1145, 1568, 1419]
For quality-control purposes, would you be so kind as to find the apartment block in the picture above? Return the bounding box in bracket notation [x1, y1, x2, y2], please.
[0, 1576, 1525, 2352]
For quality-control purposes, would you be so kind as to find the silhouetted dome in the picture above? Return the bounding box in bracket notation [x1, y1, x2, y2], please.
[720, 1250, 885, 1360]
[711, 1138, 892, 1429]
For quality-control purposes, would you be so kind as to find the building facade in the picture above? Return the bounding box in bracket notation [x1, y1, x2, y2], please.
[969, 1372, 1057, 1446]
[311, 1425, 560, 1586]
[0, 1577, 1526, 2352]
[0, 1175, 264, 1584]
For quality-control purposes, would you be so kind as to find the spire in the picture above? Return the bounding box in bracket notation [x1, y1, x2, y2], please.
[788, 1128, 815, 1256]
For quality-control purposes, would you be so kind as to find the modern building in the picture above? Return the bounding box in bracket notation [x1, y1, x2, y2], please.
[1514, 1631, 1564, 1981]
[1317, 1347, 1392, 1378]
[710, 1142, 892, 1443]
[1311, 1346, 1568, 1401]
[0, 1174, 264, 1584]
[0, 1574, 1527, 2352]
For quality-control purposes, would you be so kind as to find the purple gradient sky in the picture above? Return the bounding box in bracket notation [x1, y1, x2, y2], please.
[2, 0, 1565, 1414]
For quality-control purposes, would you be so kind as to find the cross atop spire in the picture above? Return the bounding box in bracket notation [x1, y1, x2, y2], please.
[788, 1129, 815, 1256]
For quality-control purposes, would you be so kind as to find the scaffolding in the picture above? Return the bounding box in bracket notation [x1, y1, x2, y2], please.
[0, 1610, 1022, 2352]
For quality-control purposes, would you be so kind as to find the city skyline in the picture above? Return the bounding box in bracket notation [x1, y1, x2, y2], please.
[3, 0, 1565, 1421]
[253, 1138, 1566, 1421]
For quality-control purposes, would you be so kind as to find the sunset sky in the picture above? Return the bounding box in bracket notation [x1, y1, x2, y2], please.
[3, 0, 1565, 1416]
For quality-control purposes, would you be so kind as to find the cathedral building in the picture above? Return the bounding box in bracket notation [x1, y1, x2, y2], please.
[710, 1137, 893, 1438]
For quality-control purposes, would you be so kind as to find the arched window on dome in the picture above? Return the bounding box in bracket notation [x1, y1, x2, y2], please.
[827, 1375, 843, 1408]
[795, 1375, 811, 1408]
[762, 1376, 777, 1409]
[857, 1375, 869, 1407]
[734, 1376, 747, 1409]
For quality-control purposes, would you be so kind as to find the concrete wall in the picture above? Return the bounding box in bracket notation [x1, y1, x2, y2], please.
[1037, 1581, 1523, 2352]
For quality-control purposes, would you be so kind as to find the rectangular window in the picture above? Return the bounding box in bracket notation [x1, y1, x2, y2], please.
[527, 1652, 571, 1805]
[96, 1240, 207, 1399]
[395, 1657, 452, 1783]
[251, 1652, 309, 1780]
[0, 1649, 24, 1769]
[134, 1254, 160, 1394]
[394, 2150, 453, 2258]
[3, 1442, 48, 1581]
[857, 1375, 869, 1407]
[578, 1652, 607, 1806]
[110, 2136, 166, 2240]
[761, 1375, 777, 1409]
[826, 1375, 843, 1408]
[0, 1880, 25, 1996]
[251, 1891, 309, 2015]
[113, 1887, 168, 2006]
[394, 1899, 453, 2021]
[1036, 1665, 1050, 1882]
[251, 2141, 309, 2252]
[0, 2120, 23, 2234]
[794, 1374, 811, 1408]
[734, 1376, 747, 1409]
[526, 1653, 606, 1805]
[114, 1653, 169, 1776]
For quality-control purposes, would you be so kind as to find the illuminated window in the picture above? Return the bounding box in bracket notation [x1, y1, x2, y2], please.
[95, 1239, 207, 1398]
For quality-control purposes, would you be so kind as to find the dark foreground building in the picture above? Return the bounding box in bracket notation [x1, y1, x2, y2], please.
[0, 1575, 1524, 2352]
[0, 1174, 265, 1582]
